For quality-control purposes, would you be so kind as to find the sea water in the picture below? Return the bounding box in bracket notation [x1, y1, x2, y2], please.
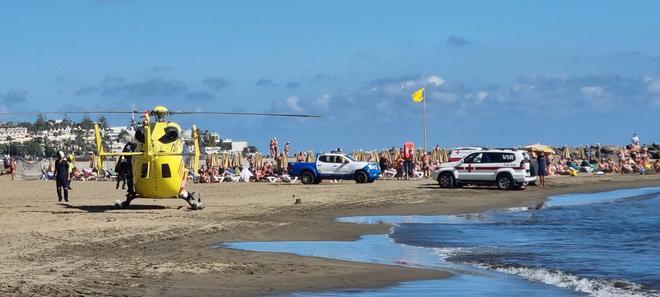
[220, 187, 660, 297]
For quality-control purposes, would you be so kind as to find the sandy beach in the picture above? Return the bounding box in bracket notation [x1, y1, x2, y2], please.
[1, 174, 659, 297]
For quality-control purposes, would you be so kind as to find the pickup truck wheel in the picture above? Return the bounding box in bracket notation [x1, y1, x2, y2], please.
[354, 171, 368, 183]
[496, 173, 514, 190]
[438, 173, 455, 188]
[301, 172, 315, 184]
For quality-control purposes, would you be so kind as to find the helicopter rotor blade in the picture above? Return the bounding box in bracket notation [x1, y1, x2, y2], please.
[167, 111, 322, 118]
[0, 110, 322, 118]
[0, 111, 140, 116]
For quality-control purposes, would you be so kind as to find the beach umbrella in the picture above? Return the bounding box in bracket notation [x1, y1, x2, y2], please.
[235, 154, 243, 168]
[577, 147, 585, 160]
[562, 146, 570, 159]
[255, 153, 263, 169]
[305, 151, 315, 162]
[524, 144, 556, 154]
[431, 148, 439, 162]
[279, 152, 288, 171]
[370, 151, 379, 163]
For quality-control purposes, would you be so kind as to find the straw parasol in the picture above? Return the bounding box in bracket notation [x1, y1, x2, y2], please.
[431, 148, 440, 162]
[279, 152, 288, 171]
[254, 152, 263, 169]
[524, 143, 556, 154]
[441, 149, 449, 163]
[562, 145, 570, 159]
[305, 151, 315, 162]
[577, 146, 585, 160]
[235, 153, 243, 168]
[370, 151, 379, 163]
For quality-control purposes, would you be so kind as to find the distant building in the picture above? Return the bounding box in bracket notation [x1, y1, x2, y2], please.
[223, 139, 248, 153]
[106, 126, 135, 152]
[0, 127, 29, 144]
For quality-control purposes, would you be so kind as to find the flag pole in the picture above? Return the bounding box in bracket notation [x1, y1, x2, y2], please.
[422, 86, 428, 152]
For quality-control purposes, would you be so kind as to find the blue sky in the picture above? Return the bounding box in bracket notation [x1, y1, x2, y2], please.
[1, 1, 659, 152]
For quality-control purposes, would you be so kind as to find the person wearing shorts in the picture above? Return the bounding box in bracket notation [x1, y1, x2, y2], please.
[537, 152, 548, 187]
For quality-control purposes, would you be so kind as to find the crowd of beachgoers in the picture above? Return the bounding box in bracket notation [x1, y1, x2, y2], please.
[193, 134, 660, 184]
[4, 133, 659, 184]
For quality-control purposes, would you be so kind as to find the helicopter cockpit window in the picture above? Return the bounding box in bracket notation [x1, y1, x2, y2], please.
[140, 163, 149, 178]
[161, 164, 171, 178]
[159, 126, 179, 144]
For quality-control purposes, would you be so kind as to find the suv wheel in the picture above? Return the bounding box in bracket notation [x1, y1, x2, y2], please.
[301, 171, 315, 184]
[354, 171, 368, 183]
[438, 173, 455, 188]
[496, 173, 514, 190]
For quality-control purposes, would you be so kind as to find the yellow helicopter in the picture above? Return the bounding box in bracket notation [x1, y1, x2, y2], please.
[2, 105, 320, 209]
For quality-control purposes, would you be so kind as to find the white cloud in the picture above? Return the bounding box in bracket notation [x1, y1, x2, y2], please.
[646, 78, 660, 93]
[285, 96, 305, 113]
[476, 90, 488, 102]
[315, 94, 332, 109]
[580, 86, 604, 97]
[426, 75, 445, 87]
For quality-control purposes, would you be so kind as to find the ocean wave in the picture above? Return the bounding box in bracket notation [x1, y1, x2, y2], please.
[544, 187, 660, 209]
[473, 264, 658, 297]
[502, 206, 530, 212]
[432, 247, 474, 258]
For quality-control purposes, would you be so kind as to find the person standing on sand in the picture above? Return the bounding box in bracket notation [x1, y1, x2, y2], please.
[9, 158, 17, 181]
[54, 151, 70, 202]
[273, 138, 279, 157]
[403, 146, 414, 180]
[537, 152, 547, 187]
[631, 132, 640, 146]
[284, 141, 290, 157]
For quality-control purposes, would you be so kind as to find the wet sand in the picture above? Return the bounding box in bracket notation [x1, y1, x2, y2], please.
[1, 174, 659, 297]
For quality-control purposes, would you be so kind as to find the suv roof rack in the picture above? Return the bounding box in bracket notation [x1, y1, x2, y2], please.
[483, 147, 520, 151]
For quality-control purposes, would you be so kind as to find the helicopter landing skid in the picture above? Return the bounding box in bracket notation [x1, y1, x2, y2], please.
[181, 192, 203, 210]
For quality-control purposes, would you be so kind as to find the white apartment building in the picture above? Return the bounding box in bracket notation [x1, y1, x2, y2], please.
[0, 127, 29, 144]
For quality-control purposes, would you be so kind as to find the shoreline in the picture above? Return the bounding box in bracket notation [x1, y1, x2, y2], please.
[1, 175, 660, 296]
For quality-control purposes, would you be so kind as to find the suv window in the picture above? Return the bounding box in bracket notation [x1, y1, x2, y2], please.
[319, 156, 329, 163]
[481, 153, 497, 163]
[464, 153, 483, 164]
[481, 152, 516, 163]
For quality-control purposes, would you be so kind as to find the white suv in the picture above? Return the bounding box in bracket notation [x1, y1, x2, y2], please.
[431, 149, 536, 190]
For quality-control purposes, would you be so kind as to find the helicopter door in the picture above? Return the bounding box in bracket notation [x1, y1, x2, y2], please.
[140, 163, 149, 178]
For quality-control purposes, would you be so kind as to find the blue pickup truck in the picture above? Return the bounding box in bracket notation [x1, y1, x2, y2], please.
[288, 153, 381, 184]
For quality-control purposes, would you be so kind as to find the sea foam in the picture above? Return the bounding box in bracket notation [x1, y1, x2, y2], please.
[474, 264, 657, 297]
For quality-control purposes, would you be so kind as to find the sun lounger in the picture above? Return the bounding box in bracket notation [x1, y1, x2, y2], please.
[280, 175, 298, 183]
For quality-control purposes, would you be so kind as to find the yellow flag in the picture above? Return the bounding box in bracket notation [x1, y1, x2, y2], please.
[411, 87, 424, 103]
